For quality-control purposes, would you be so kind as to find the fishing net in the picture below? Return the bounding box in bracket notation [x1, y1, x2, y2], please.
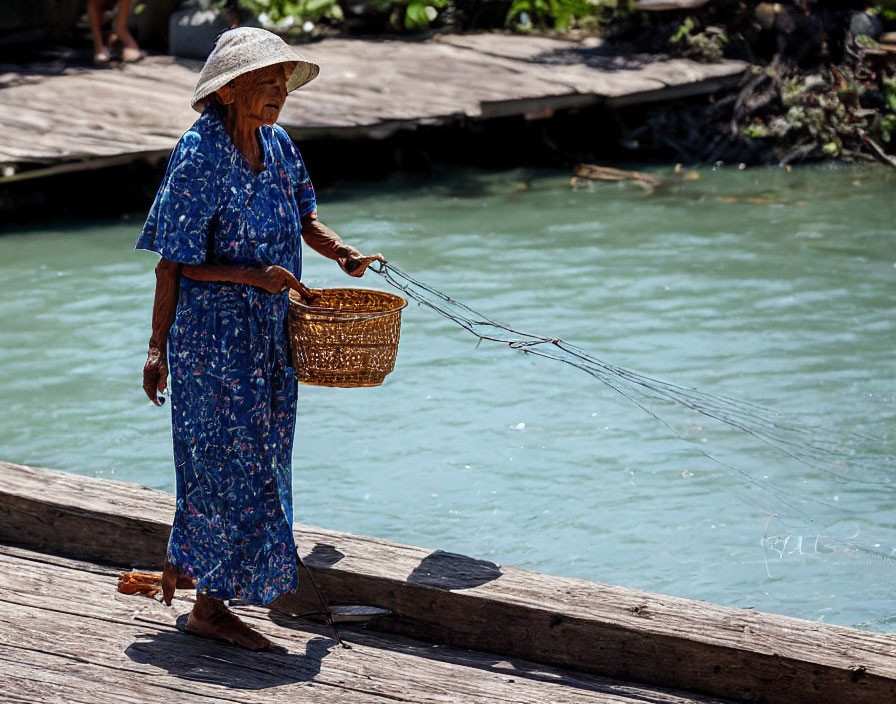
[370, 261, 896, 567]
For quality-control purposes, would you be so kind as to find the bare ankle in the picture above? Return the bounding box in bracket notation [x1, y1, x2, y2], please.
[192, 592, 224, 620]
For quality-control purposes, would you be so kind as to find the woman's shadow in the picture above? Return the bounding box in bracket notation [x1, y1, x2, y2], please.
[125, 614, 337, 690]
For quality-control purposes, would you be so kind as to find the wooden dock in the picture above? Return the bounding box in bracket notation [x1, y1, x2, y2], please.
[1, 461, 894, 704]
[3, 545, 733, 704]
[0, 34, 747, 181]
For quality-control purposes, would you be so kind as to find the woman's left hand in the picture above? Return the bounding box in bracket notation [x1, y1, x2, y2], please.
[338, 253, 385, 277]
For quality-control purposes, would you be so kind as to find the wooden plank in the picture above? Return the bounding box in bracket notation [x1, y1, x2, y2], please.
[1, 460, 894, 704]
[433, 33, 746, 100]
[0, 546, 722, 704]
[0, 37, 746, 173]
[0, 646, 377, 704]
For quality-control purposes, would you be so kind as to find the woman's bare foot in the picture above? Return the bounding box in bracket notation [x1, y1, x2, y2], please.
[186, 592, 276, 651]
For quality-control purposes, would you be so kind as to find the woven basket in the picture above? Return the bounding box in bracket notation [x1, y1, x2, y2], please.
[287, 287, 407, 388]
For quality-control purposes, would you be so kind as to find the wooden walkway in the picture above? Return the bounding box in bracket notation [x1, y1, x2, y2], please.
[2, 461, 895, 704]
[1, 544, 735, 704]
[0, 34, 747, 180]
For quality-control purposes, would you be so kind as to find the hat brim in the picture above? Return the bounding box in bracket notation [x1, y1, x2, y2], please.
[191, 58, 319, 113]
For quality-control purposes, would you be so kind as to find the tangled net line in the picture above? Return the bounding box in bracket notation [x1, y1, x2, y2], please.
[371, 261, 892, 501]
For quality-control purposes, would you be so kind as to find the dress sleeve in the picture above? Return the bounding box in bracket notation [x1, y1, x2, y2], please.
[135, 131, 218, 264]
[275, 127, 317, 217]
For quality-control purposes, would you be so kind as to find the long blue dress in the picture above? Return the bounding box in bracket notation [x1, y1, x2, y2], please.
[136, 105, 316, 605]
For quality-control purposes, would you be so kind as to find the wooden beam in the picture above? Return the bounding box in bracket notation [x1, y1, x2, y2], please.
[0, 150, 170, 184]
[1, 460, 894, 704]
[478, 93, 600, 120]
[605, 74, 745, 109]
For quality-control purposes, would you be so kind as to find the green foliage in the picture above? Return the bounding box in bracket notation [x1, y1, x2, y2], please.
[505, 0, 631, 32]
[669, 17, 694, 44]
[874, 0, 896, 21]
[401, 0, 450, 29]
[885, 78, 896, 113]
[669, 17, 727, 62]
[216, 0, 629, 33]
[343, 0, 452, 30]
[881, 114, 896, 144]
[741, 69, 857, 158]
[781, 77, 808, 108]
[881, 78, 896, 144]
[742, 122, 769, 139]
[237, 0, 343, 26]
[854, 34, 880, 49]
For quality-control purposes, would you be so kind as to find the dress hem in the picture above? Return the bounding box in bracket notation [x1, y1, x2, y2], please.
[165, 551, 300, 606]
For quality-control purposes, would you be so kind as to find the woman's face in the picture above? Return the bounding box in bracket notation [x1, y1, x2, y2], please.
[226, 63, 292, 127]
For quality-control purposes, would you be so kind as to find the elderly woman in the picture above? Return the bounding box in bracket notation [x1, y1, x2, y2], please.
[136, 28, 382, 651]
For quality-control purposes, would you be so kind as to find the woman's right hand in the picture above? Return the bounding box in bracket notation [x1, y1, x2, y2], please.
[143, 346, 168, 406]
[258, 265, 317, 302]
[257, 265, 301, 293]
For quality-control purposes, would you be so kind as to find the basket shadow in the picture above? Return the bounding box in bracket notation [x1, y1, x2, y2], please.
[406, 549, 502, 590]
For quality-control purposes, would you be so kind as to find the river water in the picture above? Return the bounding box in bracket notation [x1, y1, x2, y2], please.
[1, 163, 894, 631]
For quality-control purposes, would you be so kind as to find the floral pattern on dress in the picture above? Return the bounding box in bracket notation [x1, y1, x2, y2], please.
[136, 105, 316, 604]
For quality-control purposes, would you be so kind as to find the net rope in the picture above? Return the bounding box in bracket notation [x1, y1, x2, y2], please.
[371, 261, 894, 498]
[370, 261, 896, 569]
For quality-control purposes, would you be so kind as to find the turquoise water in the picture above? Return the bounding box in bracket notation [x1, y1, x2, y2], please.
[1, 163, 894, 631]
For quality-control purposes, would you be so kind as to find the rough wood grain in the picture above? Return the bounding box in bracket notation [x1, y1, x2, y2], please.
[1, 460, 894, 704]
[0, 545, 726, 704]
[0, 36, 746, 175]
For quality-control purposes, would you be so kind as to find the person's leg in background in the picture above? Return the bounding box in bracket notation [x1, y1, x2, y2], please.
[87, 0, 112, 63]
[88, 0, 143, 64]
[114, 0, 144, 62]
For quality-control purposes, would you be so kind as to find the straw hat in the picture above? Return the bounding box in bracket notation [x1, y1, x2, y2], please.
[191, 27, 319, 113]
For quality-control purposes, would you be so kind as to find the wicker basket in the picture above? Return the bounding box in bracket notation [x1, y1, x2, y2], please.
[287, 287, 407, 388]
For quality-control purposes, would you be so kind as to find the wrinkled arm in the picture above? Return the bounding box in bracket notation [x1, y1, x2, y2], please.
[181, 263, 270, 289]
[143, 258, 181, 406]
[301, 211, 383, 276]
[181, 262, 313, 298]
[301, 211, 360, 261]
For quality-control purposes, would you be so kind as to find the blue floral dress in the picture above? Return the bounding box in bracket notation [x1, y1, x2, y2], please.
[136, 106, 316, 604]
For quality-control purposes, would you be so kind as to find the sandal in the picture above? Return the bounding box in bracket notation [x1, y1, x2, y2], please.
[93, 48, 111, 65]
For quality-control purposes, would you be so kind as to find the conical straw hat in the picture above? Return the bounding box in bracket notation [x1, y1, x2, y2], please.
[191, 27, 319, 113]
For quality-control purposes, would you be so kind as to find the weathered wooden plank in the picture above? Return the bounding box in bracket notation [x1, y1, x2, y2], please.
[0, 36, 746, 173]
[1, 460, 894, 704]
[0, 647, 372, 704]
[0, 658, 232, 704]
[0, 546, 720, 704]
